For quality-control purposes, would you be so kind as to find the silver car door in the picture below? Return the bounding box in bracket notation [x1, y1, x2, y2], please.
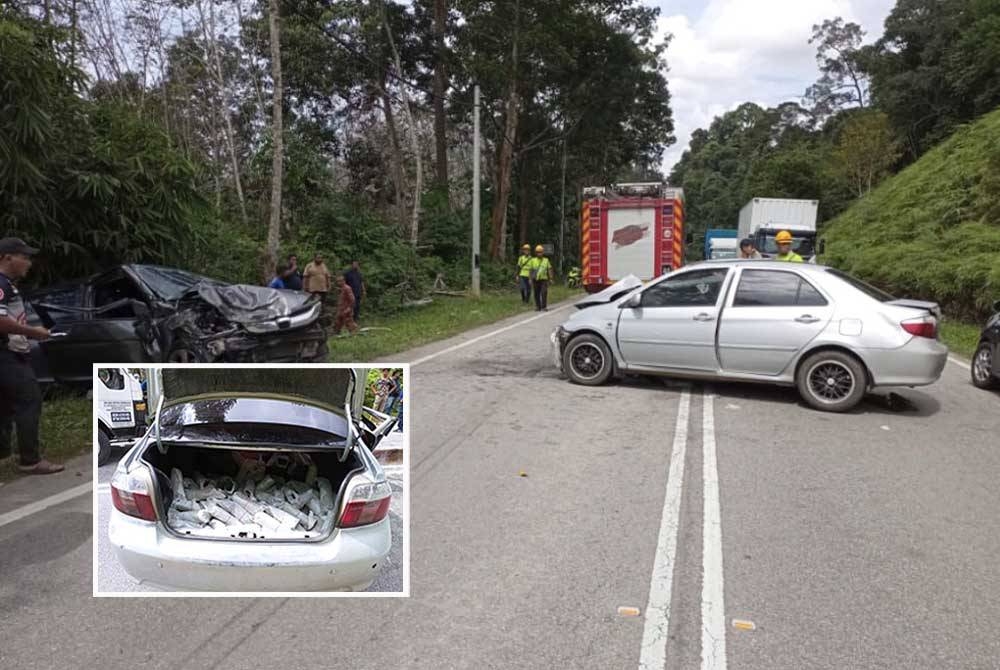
[616, 267, 731, 371]
[717, 268, 833, 375]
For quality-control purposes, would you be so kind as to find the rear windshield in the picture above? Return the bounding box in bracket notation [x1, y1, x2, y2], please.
[824, 268, 896, 302]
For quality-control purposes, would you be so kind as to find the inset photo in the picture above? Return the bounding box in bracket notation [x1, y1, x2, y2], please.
[93, 364, 407, 596]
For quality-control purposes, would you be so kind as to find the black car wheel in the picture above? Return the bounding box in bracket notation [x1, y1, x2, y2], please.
[98, 431, 112, 466]
[796, 350, 867, 412]
[562, 334, 613, 386]
[972, 342, 998, 389]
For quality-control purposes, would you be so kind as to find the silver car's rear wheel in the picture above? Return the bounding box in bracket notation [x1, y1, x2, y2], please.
[796, 351, 867, 412]
[971, 342, 997, 389]
[563, 334, 613, 386]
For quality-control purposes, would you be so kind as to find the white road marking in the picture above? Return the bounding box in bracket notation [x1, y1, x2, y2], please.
[411, 305, 570, 367]
[0, 482, 92, 529]
[639, 388, 691, 670]
[948, 356, 971, 370]
[702, 393, 727, 670]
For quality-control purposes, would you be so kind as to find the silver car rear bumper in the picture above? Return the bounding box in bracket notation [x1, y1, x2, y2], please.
[864, 336, 949, 387]
[109, 508, 390, 592]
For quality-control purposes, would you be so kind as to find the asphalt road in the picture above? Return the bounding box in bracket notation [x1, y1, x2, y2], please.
[1, 301, 998, 670]
[92, 448, 406, 594]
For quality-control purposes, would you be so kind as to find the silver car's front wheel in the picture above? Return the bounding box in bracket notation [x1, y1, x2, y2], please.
[796, 351, 867, 412]
[563, 334, 613, 386]
[971, 342, 997, 389]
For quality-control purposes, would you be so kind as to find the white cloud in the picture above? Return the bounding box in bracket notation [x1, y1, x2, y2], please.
[653, 0, 897, 175]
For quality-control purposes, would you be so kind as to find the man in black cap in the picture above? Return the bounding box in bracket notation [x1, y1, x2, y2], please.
[0, 238, 64, 474]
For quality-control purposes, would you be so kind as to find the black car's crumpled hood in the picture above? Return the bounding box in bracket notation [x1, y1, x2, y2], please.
[186, 282, 317, 324]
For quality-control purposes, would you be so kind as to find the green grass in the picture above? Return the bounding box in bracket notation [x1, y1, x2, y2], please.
[326, 285, 580, 360]
[822, 106, 1000, 323]
[0, 390, 91, 482]
[940, 320, 983, 360]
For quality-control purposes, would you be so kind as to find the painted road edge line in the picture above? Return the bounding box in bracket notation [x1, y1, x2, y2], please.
[639, 388, 691, 670]
[702, 393, 727, 670]
[0, 482, 92, 529]
[411, 304, 570, 367]
[948, 356, 971, 370]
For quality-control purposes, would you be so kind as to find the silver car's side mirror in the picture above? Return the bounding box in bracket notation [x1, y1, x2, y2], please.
[620, 293, 642, 309]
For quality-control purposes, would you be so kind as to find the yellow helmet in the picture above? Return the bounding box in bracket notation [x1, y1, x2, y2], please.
[535, 245, 545, 253]
[775, 230, 793, 244]
[521, 244, 531, 252]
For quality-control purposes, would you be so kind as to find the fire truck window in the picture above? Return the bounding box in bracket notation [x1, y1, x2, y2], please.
[640, 269, 728, 308]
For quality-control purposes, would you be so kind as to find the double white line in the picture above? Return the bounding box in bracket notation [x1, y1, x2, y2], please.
[639, 389, 727, 670]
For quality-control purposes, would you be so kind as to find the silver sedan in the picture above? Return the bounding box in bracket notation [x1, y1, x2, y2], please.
[551, 260, 949, 412]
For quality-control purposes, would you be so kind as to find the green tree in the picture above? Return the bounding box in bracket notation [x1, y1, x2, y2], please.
[832, 110, 901, 197]
[805, 17, 869, 119]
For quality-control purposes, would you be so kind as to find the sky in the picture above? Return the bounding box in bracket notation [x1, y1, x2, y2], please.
[652, 0, 897, 175]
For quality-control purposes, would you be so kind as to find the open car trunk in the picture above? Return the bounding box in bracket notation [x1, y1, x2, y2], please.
[137, 368, 372, 542]
[141, 441, 363, 542]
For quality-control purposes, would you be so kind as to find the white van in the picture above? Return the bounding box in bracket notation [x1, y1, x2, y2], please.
[96, 368, 148, 466]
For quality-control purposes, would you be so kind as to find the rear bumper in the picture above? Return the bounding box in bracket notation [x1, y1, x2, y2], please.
[108, 509, 390, 592]
[864, 337, 949, 387]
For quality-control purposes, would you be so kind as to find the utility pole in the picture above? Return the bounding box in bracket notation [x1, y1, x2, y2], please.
[559, 138, 567, 274]
[472, 84, 481, 297]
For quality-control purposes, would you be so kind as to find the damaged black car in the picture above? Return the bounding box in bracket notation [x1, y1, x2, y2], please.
[26, 265, 328, 383]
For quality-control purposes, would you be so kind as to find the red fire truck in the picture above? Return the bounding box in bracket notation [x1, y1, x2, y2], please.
[579, 182, 686, 293]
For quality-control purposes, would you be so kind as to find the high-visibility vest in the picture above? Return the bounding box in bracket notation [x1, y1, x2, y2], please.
[530, 257, 552, 280]
[517, 254, 533, 277]
[776, 252, 803, 263]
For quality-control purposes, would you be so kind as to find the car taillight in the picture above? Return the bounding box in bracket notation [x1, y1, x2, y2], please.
[338, 481, 392, 528]
[110, 469, 157, 521]
[901, 317, 937, 339]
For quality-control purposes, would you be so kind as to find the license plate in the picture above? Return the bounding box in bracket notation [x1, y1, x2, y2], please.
[110, 412, 132, 423]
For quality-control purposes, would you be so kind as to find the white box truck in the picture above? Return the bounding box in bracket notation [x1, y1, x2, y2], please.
[738, 198, 819, 260]
[96, 368, 150, 466]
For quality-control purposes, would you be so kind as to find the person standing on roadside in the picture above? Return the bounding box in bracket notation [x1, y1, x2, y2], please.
[268, 264, 287, 289]
[529, 245, 553, 312]
[0, 238, 64, 474]
[371, 368, 394, 412]
[332, 275, 359, 336]
[344, 260, 365, 322]
[284, 254, 303, 290]
[383, 369, 403, 415]
[774, 230, 804, 263]
[516, 243, 533, 304]
[739, 238, 762, 259]
[303, 253, 332, 306]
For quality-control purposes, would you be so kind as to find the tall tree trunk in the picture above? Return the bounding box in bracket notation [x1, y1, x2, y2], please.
[381, 81, 408, 230]
[432, 0, 449, 199]
[264, 0, 284, 280]
[69, 0, 78, 69]
[516, 160, 530, 246]
[489, 0, 520, 260]
[383, 3, 421, 247]
[197, 0, 250, 229]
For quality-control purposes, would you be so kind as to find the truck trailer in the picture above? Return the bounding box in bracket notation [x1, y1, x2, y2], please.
[704, 228, 739, 260]
[738, 198, 818, 260]
[580, 182, 685, 293]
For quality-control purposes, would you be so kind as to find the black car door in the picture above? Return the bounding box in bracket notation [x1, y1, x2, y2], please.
[30, 284, 90, 383]
[41, 270, 159, 382]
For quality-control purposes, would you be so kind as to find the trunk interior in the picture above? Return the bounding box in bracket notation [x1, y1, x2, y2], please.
[140, 443, 364, 542]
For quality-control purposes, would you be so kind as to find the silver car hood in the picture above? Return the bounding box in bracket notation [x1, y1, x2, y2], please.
[575, 275, 643, 309]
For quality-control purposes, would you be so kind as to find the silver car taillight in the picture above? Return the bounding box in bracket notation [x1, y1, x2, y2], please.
[110, 468, 158, 521]
[337, 481, 392, 528]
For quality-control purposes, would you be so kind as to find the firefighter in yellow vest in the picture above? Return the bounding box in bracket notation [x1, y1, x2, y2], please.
[529, 245, 553, 311]
[516, 243, 533, 304]
[774, 230, 803, 262]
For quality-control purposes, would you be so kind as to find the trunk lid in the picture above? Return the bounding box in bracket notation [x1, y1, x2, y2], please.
[887, 299, 942, 320]
[155, 368, 360, 455]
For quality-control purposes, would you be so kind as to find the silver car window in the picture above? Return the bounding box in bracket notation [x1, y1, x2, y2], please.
[733, 270, 828, 307]
[640, 268, 729, 308]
